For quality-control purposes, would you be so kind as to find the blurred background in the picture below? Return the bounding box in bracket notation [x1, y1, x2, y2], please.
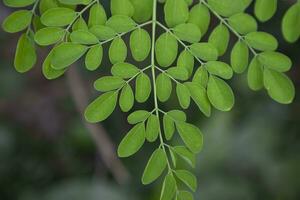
[0, 1, 299, 200]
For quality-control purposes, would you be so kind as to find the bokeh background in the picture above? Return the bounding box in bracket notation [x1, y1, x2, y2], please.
[0, 1, 299, 200]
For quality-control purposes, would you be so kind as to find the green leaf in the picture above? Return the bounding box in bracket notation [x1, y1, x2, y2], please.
[156, 73, 172, 102]
[51, 42, 87, 69]
[208, 24, 229, 56]
[130, 28, 151, 62]
[231, 41, 249, 73]
[70, 30, 99, 45]
[258, 51, 292, 72]
[185, 82, 211, 117]
[14, 34, 36, 73]
[42, 51, 66, 80]
[117, 123, 146, 157]
[89, 25, 117, 40]
[41, 8, 76, 27]
[173, 146, 196, 168]
[255, 0, 277, 22]
[247, 57, 264, 91]
[160, 173, 176, 200]
[175, 170, 197, 192]
[146, 114, 160, 142]
[155, 33, 178, 67]
[164, 0, 189, 28]
[111, 0, 135, 17]
[163, 114, 175, 140]
[130, 0, 153, 23]
[205, 61, 233, 80]
[245, 31, 278, 51]
[177, 191, 194, 200]
[207, 76, 235, 111]
[177, 50, 194, 77]
[2, 10, 32, 33]
[193, 67, 209, 88]
[282, 3, 300, 43]
[228, 13, 257, 35]
[176, 83, 191, 109]
[167, 67, 189, 81]
[207, 0, 251, 17]
[72, 17, 88, 31]
[142, 148, 167, 185]
[175, 122, 203, 153]
[106, 15, 136, 33]
[188, 3, 210, 35]
[168, 110, 187, 122]
[264, 69, 295, 104]
[135, 72, 152, 103]
[59, 0, 91, 5]
[119, 84, 134, 112]
[94, 76, 125, 92]
[88, 3, 107, 26]
[34, 27, 65, 46]
[84, 91, 118, 123]
[189, 42, 218, 61]
[109, 37, 127, 64]
[39, 0, 60, 14]
[111, 62, 139, 79]
[3, 0, 36, 7]
[85, 44, 103, 71]
[173, 23, 202, 43]
[127, 110, 150, 124]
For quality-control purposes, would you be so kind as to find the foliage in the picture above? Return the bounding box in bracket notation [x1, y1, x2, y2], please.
[1, 0, 297, 199]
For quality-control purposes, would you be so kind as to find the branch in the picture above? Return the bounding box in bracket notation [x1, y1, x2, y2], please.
[66, 66, 130, 184]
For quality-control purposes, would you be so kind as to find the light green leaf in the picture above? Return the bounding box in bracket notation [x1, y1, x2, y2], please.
[282, 3, 300, 43]
[72, 17, 88, 31]
[247, 57, 264, 91]
[88, 3, 107, 26]
[59, 0, 91, 5]
[177, 50, 194, 77]
[258, 51, 292, 72]
[39, 0, 60, 14]
[94, 76, 125, 92]
[177, 191, 194, 200]
[175, 170, 197, 192]
[176, 121, 203, 153]
[185, 82, 211, 117]
[228, 13, 257, 35]
[111, 0, 135, 17]
[41, 7, 76, 27]
[142, 148, 167, 185]
[135, 72, 152, 103]
[155, 33, 178, 67]
[42, 51, 66, 80]
[3, 0, 36, 7]
[117, 123, 146, 157]
[168, 110, 187, 122]
[70, 30, 99, 45]
[176, 83, 191, 109]
[130, 28, 151, 62]
[245, 31, 278, 51]
[127, 110, 150, 124]
[207, 0, 251, 17]
[188, 3, 210, 35]
[173, 146, 196, 168]
[208, 24, 229, 56]
[111, 62, 139, 79]
[85, 44, 103, 71]
[164, 0, 189, 28]
[84, 91, 118, 123]
[173, 23, 202, 43]
[51, 42, 87, 69]
[163, 114, 175, 140]
[14, 34, 36, 73]
[160, 173, 176, 200]
[89, 25, 117, 40]
[255, 0, 277, 22]
[207, 76, 235, 111]
[190, 42, 218, 61]
[2, 10, 32, 33]
[193, 67, 209, 88]
[264, 69, 295, 104]
[146, 114, 160, 142]
[205, 61, 233, 80]
[167, 67, 189, 81]
[106, 15, 136, 33]
[119, 84, 134, 112]
[156, 73, 172, 102]
[231, 41, 249, 73]
[130, 0, 153, 23]
[109, 37, 127, 64]
[34, 27, 65, 46]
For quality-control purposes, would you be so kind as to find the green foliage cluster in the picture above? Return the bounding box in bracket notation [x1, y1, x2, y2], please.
[1, 0, 297, 199]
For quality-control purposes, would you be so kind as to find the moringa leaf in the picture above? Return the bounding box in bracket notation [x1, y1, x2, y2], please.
[193, 67, 209, 88]
[247, 57, 264, 91]
[111, 0, 135, 17]
[207, 0, 251, 17]
[34, 27, 65, 46]
[130, 0, 153, 23]
[106, 15, 136, 33]
[173, 146, 196, 168]
[164, 0, 189, 28]
[155, 32, 178, 68]
[176, 83, 191, 109]
[282, 3, 300, 43]
[41, 7, 76, 27]
[173, 23, 202, 43]
[255, 0, 277, 22]
[188, 3, 210, 35]
[167, 67, 189, 81]
[163, 114, 175, 140]
[176, 191, 194, 200]
[190, 42, 218, 61]
[146, 114, 160, 142]
[208, 24, 230, 56]
[205, 61, 233, 80]
[3, 0, 36, 7]
[245, 32, 278, 51]
[258, 51, 292, 72]
[127, 110, 150, 124]
[228, 13, 258, 35]
[111, 62, 139, 79]
[89, 25, 117, 40]
[231, 41, 249, 73]
[2, 10, 32, 33]
[119, 84, 134, 112]
[85, 44, 103, 71]
[156, 73, 172, 102]
[70, 30, 99, 45]
[109, 37, 127, 64]
[160, 173, 176, 200]
[42, 50, 66, 80]
[177, 50, 194, 77]
[174, 170, 197, 192]
[94, 76, 125, 92]
[135, 72, 152, 103]
[88, 3, 107, 26]
[130, 28, 151, 62]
